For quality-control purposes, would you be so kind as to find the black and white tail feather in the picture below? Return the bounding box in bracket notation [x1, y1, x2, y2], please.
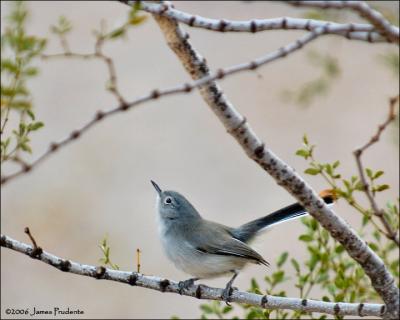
[232, 194, 335, 243]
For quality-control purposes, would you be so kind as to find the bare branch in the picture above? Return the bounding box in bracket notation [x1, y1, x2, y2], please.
[1, 24, 324, 186]
[42, 32, 127, 105]
[133, 1, 390, 43]
[354, 95, 400, 246]
[0, 233, 385, 317]
[146, 3, 399, 318]
[289, 1, 400, 44]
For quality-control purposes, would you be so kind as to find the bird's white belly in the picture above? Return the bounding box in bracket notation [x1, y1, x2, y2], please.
[160, 232, 247, 278]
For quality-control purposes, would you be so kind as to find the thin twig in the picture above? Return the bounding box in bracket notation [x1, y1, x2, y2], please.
[42, 32, 127, 106]
[1, 26, 325, 186]
[0, 233, 385, 318]
[135, 1, 389, 43]
[136, 248, 141, 273]
[353, 95, 399, 246]
[23, 227, 43, 258]
[288, 1, 399, 43]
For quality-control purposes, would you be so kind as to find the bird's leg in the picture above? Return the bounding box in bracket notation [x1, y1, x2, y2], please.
[178, 277, 199, 294]
[222, 270, 239, 305]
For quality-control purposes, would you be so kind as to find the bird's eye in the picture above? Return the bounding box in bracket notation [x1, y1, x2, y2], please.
[164, 197, 172, 204]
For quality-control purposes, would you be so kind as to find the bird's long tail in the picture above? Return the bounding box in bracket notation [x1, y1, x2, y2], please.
[232, 190, 336, 243]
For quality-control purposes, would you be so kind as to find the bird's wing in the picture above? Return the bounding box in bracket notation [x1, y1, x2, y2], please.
[191, 220, 269, 267]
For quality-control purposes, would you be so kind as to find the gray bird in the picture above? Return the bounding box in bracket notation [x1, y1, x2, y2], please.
[151, 180, 333, 302]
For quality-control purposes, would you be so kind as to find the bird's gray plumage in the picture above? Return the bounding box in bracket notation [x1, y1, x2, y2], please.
[151, 181, 333, 293]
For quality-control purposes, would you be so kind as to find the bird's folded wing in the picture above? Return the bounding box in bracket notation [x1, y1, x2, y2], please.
[191, 221, 269, 266]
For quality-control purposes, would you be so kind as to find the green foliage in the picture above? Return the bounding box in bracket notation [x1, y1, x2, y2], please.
[1, 1, 46, 164]
[98, 235, 120, 270]
[196, 135, 398, 319]
[296, 135, 398, 286]
[50, 16, 72, 35]
[199, 301, 234, 319]
[99, 2, 147, 41]
[282, 50, 341, 107]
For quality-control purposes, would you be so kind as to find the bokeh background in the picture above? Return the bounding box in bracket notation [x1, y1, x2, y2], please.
[1, 1, 399, 319]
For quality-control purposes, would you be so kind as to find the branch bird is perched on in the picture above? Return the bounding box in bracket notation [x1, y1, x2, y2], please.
[151, 180, 334, 303]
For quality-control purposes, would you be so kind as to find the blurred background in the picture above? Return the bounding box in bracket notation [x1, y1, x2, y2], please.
[1, 1, 399, 319]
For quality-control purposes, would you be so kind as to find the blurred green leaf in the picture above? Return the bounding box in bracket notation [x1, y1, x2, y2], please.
[277, 252, 288, 268]
[291, 258, 300, 273]
[299, 234, 313, 242]
[304, 168, 320, 175]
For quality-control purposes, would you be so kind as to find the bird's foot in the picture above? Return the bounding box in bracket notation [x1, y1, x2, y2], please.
[222, 284, 238, 305]
[178, 277, 198, 295]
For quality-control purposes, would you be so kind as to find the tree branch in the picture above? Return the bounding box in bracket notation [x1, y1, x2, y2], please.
[0, 233, 385, 317]
[1, 21, 324, 186]
[289, 1, 400, 44]
[143, 3, 399, 318]
[354, 95, 400, 246]
[136, 1, 388, 43]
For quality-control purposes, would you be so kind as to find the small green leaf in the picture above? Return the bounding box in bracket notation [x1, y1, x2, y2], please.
[299, 234, 313, 242]
[302, 134, 309, 145]
[250, 278, 259, 291]
[325, 163, 333, 176]
[372, 230, 381, 241]
[354, 181, 365, 191]
[26, 109, 35, 120]
[272, 270, 285, 284]
[108, 27, 125, 39]
[291, 258, 300, 272]
[327, 283, 336, 295]
[317, 273, 329, 283]
[332, 160, 340, 169]
[335, 245, 344, 254]
[374, 184, 390, 192]
[20, 142, 32, 153]
[362, 214, 369, 226]
[222, 306, 232, 314]
[310, 218, 318, 231]
[368, 242, 379, 251]
[335, 292, 345, 302]
[343, 179, 351, 191]
[295, 149, 309, 158]
[19, 123, 26, 135]
[304, 168, 320, 175]
[28, 121, 44, 131]
[373, 170, 384, 179]
[365, 168, 373, 179]
[129, 15, 147, 25]
[277, 251, 288, 268]
[23, 66, 38, 76]
[200, 305, 213, 314]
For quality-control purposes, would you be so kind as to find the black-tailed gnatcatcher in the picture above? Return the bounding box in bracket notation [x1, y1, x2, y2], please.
[151, 180, 334, 302]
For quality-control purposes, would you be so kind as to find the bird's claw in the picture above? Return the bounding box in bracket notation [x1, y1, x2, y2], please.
[222, 285, 238, 305]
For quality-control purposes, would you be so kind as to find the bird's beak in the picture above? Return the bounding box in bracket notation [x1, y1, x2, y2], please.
[150, 180, 162, 196]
